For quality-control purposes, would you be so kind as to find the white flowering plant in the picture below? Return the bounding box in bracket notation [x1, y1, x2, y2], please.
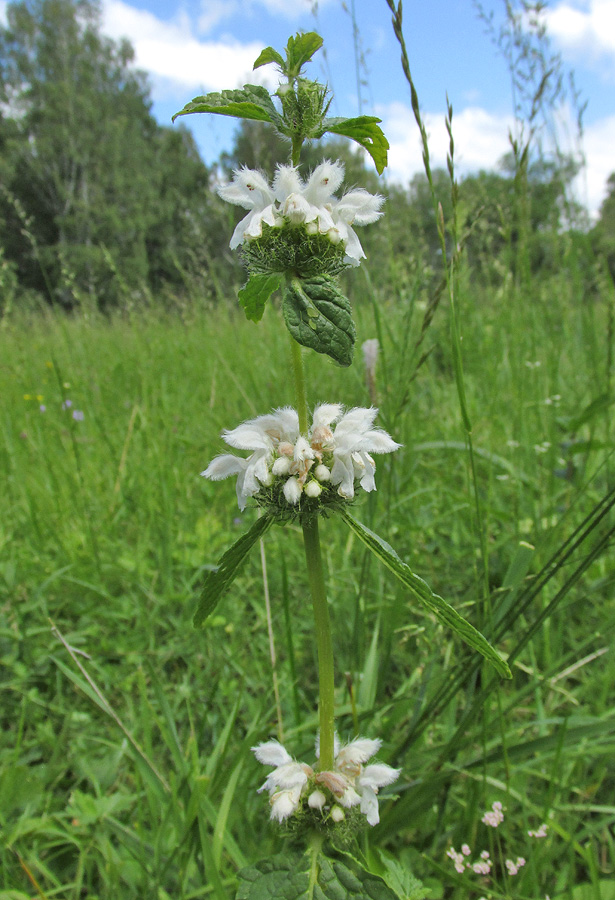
[175, 31, 511, 900]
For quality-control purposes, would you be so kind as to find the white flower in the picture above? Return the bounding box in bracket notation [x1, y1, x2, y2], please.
[201, 407, 299, 510]
[329, 188, 384, 266]
[253, 733, 399, 827]
[217, 167, 279, 249]
[216, 160, 382, 263]
[202, 404, 399, 510]
[251, 740, 313, 823]
[333, 737, 401, 826]
[329, 407, 401, 499]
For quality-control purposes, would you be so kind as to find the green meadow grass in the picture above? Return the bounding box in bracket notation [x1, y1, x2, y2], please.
[1, 261, 615, 898]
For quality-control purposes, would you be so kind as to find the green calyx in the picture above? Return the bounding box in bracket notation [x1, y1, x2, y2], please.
[240, 223, 348, 278]
[252, 479, 353, 526]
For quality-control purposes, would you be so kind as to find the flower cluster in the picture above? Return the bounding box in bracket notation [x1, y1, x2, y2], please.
[252, 735, 400, 828]
[481, 799, 504, 827]
[217, 160, 383, 266]
[202, 404, 400, 514]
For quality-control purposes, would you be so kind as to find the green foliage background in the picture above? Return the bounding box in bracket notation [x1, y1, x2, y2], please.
[1, 1, 615, 899]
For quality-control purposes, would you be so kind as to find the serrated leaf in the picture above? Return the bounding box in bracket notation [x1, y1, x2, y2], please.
[238, 273, 283, 322]
[372, 850, 427, 900]
[236, 851, 401, 900]
[236, 854, 309, 899]
[341, 512, 512, 679]
[253, 46, 285, 71]
[320, 116, 389, 174]
[283, 276, 355, 367]
[194, 515, 274, 627]
[173, 85, 280, 126]
[286, 32, 323, 74]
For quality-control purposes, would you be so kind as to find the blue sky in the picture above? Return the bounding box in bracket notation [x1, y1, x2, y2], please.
[3, 0, 614, 214]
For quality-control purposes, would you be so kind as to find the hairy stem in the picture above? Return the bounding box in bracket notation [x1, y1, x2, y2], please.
[290, 336, 309, 434]
[290, 335, 336, 770]
[303, 516, 335, 770]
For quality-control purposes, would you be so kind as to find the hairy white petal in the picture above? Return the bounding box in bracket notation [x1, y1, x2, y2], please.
[312, 403, 343, 429]
[334, 190, 384, 225]
[359, 763, 402, 790]
[361, 430, 402, 454]
[262, 761, 310, 792]
[303, 160, 345, 206]
[335, 407, 379, 437]
[294, 436, 315, 462]
[270, 786, 302, 822]
[359, 785, 380, 826]
[201, 455, 246, 481]
[252, 740, 292, 767]
[336, 738, 382, 768]
[273, 164, 303, 201]
[342, 225, 366, 265]
[338, 785, 361, 808]
[330, 455, 356, 499]
[223, 424, 274, 452]
[218, 167, 274, 209]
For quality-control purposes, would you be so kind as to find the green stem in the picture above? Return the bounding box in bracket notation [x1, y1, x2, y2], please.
[303, 516, 336, 771]
[290, 336, 309, 434]
[291, 135, 302, 167]
[289, 335, 336, 771]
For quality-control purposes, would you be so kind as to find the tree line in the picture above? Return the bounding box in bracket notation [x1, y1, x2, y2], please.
[1, 0, 613, 314]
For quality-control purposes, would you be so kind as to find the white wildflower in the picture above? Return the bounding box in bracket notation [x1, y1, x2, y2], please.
[217, 167, 279, 249]
[216, 160, 382, 263]
[329, 407, 401, 499]
[202, 404, 400, 511]
[331, 736, 401, 826]
[329, 187, 384, 266]
[251, 740, 313, 823]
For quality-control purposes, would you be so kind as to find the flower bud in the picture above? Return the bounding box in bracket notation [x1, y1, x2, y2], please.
[308, 789, 327, 810]
[283, 477, 302, 505]
[305, 480, 322, 498]
[272, 457, 291, 476]
[330, 806, 345, 823]
[314, 464, 331, 482]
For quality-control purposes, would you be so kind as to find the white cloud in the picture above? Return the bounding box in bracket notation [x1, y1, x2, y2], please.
[0, 1, 7, 26]
[381, 101, 515, 185]
[380, 99, 614, 217]
[101, 0, 274, 92]
[545, 0, 615, 59]
[578, 114, 615, 214]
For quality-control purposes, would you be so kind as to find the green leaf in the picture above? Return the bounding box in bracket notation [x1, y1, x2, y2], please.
[236, 850, 402, 900]
[238, 273, 283, 322]
[283, 276, 355, 367]
[236, 854, 309, 899]
[340, 512, 512, 679]
[286, 32, 323, 74]
[253, 46, 285, 71]
[372, 850, 426, 900]
[321, 116, 389, 174]
[172, 85, 281, 126]
[194, 515, 274, 627]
